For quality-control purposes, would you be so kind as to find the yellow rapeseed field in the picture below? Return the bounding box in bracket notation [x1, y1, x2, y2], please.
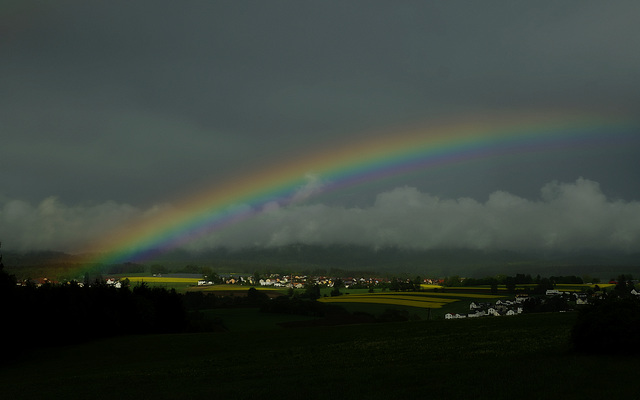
[360, 291, 504, 299]
[413, 292, 504, 299]
[420, 284, 444, 290]
[319, 295, 447, 309]
[443, 286, 510, 291]
[123, 276, 201, 284]
[555, 283, 616, 290]
[345, 294, 458, 303]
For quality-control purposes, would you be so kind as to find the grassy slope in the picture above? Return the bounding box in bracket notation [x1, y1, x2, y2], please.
[3, 312, 640, 400]
[197, 308, 319, 331]
[318, 289, 507, 320]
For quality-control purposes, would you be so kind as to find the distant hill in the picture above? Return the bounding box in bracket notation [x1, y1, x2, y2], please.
[176, 244, 640, 279]
[2, 250, 78, 268]
[4, 244, 638, 280]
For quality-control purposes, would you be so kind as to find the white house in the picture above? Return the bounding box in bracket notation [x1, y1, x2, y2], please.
[468, 310, 486, 318]
[574, 294, 589, 305]
[106, 278, 122, 289]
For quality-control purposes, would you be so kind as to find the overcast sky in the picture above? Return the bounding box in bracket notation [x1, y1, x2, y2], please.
[2, 1, 640, 254]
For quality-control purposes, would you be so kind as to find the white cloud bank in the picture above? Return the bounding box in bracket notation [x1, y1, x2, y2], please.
[2, 178, 639, 254]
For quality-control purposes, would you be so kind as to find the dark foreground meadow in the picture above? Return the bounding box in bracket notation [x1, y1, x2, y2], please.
[2, 312, 638, 400]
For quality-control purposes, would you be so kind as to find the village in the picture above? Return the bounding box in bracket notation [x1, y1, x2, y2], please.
[191, 272, 640, 321]
[197, 272, 442, 289]
[19, 270, 640, 322]
[445, 288, 640, 319]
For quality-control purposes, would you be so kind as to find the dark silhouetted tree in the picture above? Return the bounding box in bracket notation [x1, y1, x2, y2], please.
[247, 287, 269, 304]
[490, 282, 498, 295]
[615, 274, 634, 296]
[572, 297, 640, 354]
[304, 284, 321, 300]
[505, 276, 516, 293]
[331, 278, 343, 297]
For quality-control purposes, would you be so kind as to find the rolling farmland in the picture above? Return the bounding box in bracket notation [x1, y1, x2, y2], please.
[318, 290, 504, 312]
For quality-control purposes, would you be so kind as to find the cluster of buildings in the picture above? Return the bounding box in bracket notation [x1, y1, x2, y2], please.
[444, 288, 640, 320]
[256, 275, 392, 288]
[258, 275, 303, 288]
[545, 289, 589, 305]
[445, 297, 528, 319]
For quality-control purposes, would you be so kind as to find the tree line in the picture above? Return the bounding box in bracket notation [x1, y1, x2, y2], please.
[1, 258, 187, 362]
[571, 276, 640, 354]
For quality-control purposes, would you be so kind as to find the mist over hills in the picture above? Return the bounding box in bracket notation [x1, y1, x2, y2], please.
[147, 244, 640, 279]
[4, 244, 640, 280]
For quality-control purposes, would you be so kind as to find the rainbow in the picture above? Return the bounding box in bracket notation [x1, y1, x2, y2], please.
[78, 110, 639, 272]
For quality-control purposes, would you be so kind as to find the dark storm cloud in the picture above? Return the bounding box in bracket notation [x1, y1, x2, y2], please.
[1, 1, 640, 252]
[200, 178, 640, 252]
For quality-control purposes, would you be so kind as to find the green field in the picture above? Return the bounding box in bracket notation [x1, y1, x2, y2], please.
[4, 312, 640, 399]
[118, 277, 287, 294]
[124, 279, 515, 321]
[194, 307, 319, 331]
[319, 292, 461, 311]
[317, 290, 506, 319]
[321, 295, 449, 308]
[188, 284, 283, 293]
[554, 283, 616, 291]
[123, 276, 201, 284]
[116, 279, 510, 321]
[441, 283, 617, 292]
